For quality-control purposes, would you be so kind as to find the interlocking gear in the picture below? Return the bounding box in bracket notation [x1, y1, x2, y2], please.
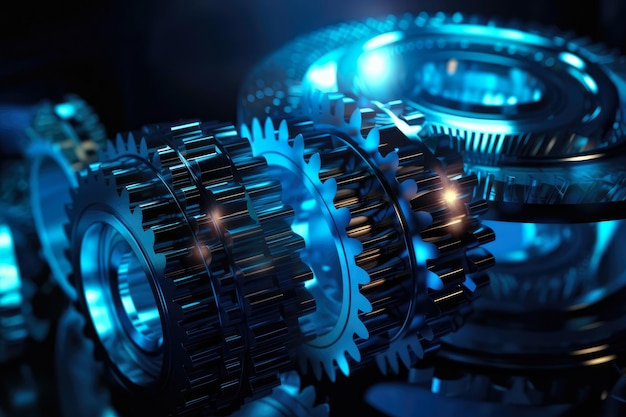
[67, 121, 314, 415]
[302, 92, 495, 374]
[242, 113, 494, 379]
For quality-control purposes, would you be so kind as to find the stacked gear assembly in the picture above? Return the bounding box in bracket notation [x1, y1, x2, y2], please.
[241, 113, 494, 381]
[238, 10, 626, 414]
[66, 121, 315, 415]
[66, 113, 494, 415]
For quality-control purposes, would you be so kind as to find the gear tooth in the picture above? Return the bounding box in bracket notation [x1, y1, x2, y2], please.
[126, 132, 137, 153]
[364, 126, 380, 150]
[336, 354, 351, 377]
[281, 370, 300, 388]
[307, 152, 321, 174]
[239, 123, 251, 142]
[252, 117, 264, 141]
[115, 133, 126, 154]
[323, 359, 337, 382]
[293, 134, 305, 155]
[353, 317, 370, 339]
[426, 270, 444, 291]
[346, 341, 362, 362]
[400, 179, 418, 200]
[150, 150, 162, 171]
[278, 119, 289, 140]
[349, 105, 362, 130]
[264, 117, 275, 140]
[139, 136, 149, 158]
[300, 385, 316, 405]
[398, 344, 412, 369]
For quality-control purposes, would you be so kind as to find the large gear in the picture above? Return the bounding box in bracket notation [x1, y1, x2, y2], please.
[26, 93, 108, 300]
[238, 11, 626, 223]
[67, 121, 314, 415]
[241, 114, 494, 380]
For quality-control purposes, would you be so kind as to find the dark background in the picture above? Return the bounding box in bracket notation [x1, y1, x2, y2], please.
[0, 0, 625, 138]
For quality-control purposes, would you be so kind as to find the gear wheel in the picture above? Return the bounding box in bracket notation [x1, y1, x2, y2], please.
[238, 11, 626, 223]
[26, 93, 108, 300]
[241, 115, 493, 379]
[302, 92, 495, 374]
[232, 371, 329, 417]
[67, 121, 314, 415]
[240, 11, 626, 159]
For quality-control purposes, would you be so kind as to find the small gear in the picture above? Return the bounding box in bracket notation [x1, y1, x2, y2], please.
[67, 121, 314, 415]
[26, 93, 108, 300]
[232, 371, 329, 417]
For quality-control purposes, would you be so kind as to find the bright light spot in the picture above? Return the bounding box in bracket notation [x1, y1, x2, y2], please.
[506, 96, 518, 105]
[54, 103, 76, 119]
[446, 58, 458, 75]
[363, 31, 403, 51]
[0, 227, 11, 247]
[582, 74, 599, 94]
[359, 52, 388, 79]
[305, 60, 338, 92]
[443, 189, 457, 204]
[559, 52, 586, 70]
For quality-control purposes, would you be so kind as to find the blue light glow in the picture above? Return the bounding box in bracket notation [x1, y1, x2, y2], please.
[305, 58, 338, 93]
[559, 52, 586, 70]
[362, 31, 404, 51]
[54, 103, 76, 119]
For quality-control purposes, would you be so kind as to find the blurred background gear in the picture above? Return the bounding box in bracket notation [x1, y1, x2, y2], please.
[55, 305, 117, 417]
[27, 93, 108, 300]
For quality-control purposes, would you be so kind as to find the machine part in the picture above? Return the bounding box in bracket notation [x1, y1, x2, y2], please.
[27, 93, 108, 300]
[67, 121, 314, 415]
[303, 92, 494, 375]
[232, 371, 329, 417]
[0, 216, 28, 363]
[55, 305, 117, 417]
[238, 11, 626, 222]
[0, 363, 42, 417]
[241, 115, 493, 380]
